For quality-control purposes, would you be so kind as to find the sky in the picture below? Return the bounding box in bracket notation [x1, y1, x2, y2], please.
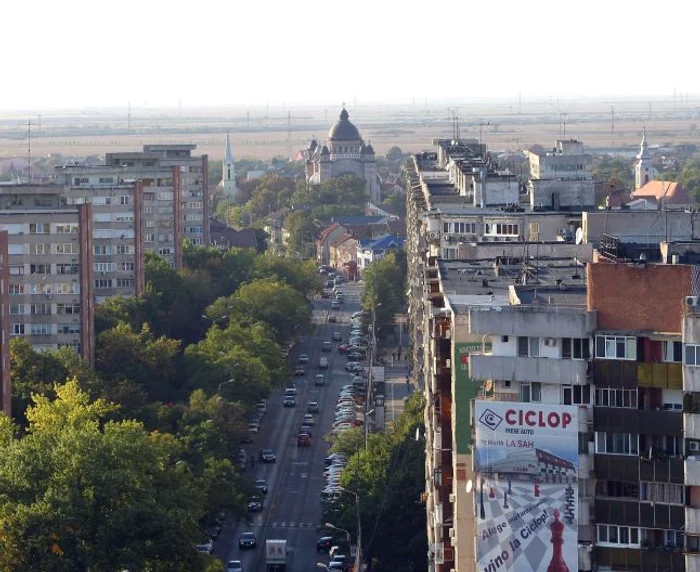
[2, 0, 698, 111]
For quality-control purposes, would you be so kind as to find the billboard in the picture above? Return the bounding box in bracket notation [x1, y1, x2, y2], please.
[474, 401, 578, 572]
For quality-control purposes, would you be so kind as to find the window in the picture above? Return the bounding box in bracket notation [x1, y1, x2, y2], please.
[56, 303, 80, 315]
[30, 243, 51, 255]
[562, 385, 590, 405]
[55, 283, 79, 295]
[595, 481, 639, 499]
[686, 344, 700, 366]
[663, 341, 683, 363]
[520, 382, 541, 403]
[688, 536, 700, 553]
[596, 335, 636, 360]
[9, 265, 24, 276]
[94, 262, 114, 273]
[117, 244, 134, 255]
[562, 338, 590, 359]
[9, 283, 25, 295]
[94, 245, 114, 256]
[595, 432, 639, 455]
[30, 324, 51, 336]
[116, 278, 134, 288]
[55, 224, 78, 234]
[640, 482, 683, 505]
[597, 525, 639, 547]
[31, 303, 51, 316]
[55, 243, 79, 255]
[11, 324, 25, 336]
[145, 234, 155, 243]
[517, 336, 540, 357]
[56, 264, 79, 275]
[29, 264, 50, 275]
[57, 324, 81, 334]
[595, 388, 638, 408]
[95, 279, 111, 289]
[9, 304, 25, 315]
[121, 262, 134, 272]
[29, 223, 49, 234]
[119, 196, 131, 205]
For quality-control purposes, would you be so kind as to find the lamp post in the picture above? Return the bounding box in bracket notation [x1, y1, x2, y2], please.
[316, 564, 329, 571]
[337, 487, 363, 572]
[363, 408, 375, 451]
[202, 314, 228, 327]
[324, 522, 351, 548]
[217, 378, 235, 396]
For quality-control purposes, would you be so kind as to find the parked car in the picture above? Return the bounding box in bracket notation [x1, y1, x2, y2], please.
[239, 531, 256, 549]
[196, 539, 214, 554]
[317, 536, 334, 552]
[226, 560, 244, 572]
[254, 478, 268, 494]
[247, 496, 263, 512]
[332, 331, 342, 341]
[259, 449, 276, 463]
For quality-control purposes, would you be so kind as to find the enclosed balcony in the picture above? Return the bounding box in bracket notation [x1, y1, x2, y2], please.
[468, 305, 596, 339]
[469, 354, 589, 385]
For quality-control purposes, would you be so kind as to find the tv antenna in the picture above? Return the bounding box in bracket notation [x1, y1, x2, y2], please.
[451, 109, 460, 141]
[26, 118, 40, 183]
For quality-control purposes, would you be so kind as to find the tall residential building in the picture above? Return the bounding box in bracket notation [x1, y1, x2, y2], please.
[0, 185, 94, 365]
[105, 144, 210, 267]
[55, 167, 146, 302]
[0, 230, 11, 416]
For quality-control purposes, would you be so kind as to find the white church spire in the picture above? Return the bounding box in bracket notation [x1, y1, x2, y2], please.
[221, 132, 238, 199]
[634, 129, 657, 190]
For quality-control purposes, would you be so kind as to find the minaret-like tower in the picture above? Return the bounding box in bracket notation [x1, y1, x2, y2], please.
[634, 130, 657, 190]
[221, 132, 238, 199]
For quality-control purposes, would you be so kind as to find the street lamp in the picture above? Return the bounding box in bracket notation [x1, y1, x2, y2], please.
[202, 314, 228, 327]
[363, 408, 375, 451]
[316, 564, 329, 570]
[324, 522, 351, 548]
[217, 378, 235, 395]
[328, 488, 362, 572]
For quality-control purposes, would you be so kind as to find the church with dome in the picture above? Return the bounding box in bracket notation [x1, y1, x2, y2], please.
[304, 108, 380, 204]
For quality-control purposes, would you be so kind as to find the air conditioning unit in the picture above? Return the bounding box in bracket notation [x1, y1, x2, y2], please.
[448, 493, 456, 503]
[544, 338, 557, 346]
[427, 231, 439, 241]
[686, 296, 700, 307]
[435, 546, 445, 564]
[690, 441, 700, 452]
[448, 528, 456, 539]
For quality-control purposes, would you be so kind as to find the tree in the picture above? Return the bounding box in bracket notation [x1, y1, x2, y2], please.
[362, 251, 408, 340]
[386, 146, 404, 162]
[284, 210, 316, 258]
[679, 157, 700, 200]
[252, 253, 322, 296]
[0, 380, 212, 571]
[324, 393, 426, 572]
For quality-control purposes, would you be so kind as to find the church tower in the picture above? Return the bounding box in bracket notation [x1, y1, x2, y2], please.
[634, 130, 657, 190]
[221, 132, 238, 199]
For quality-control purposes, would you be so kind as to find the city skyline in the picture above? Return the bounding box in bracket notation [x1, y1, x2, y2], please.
[2, 0, 698, 111]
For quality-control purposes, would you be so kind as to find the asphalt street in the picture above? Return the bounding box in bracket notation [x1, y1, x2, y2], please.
[214, 281, 365, 571]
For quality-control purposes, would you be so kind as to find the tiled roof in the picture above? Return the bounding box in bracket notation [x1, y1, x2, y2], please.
[632, 180, 693, 204]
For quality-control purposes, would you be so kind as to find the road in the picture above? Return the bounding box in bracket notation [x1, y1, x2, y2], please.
[214, 280, 364, 571]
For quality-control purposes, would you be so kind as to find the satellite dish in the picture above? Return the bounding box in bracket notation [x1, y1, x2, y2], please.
[466, 480, 473, 493]
[575, 227, 583, 245]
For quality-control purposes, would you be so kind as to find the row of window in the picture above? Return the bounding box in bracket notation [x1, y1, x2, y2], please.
[596, 480, 684, 504]
[594, 432, 682, 457]
[11, 323, 81, 336]
[10, 264, 79, 276]
[597, 525, 684, 549]
[26, 223, 79, 234]
[443, 222, 478, 235]
[94, 262, 134, 272]
[10, 283, 79, 295]
[95, 245, 134, 256]
[95, 279, 134, 289]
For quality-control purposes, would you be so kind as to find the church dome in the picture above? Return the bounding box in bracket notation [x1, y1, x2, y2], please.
[328, 108, 361, 141]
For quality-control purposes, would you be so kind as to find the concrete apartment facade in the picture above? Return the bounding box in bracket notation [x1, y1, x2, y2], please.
[0, 185, 94, 365]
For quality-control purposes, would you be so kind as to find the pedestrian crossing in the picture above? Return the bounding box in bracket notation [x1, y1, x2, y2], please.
[270, 521, 318, 529]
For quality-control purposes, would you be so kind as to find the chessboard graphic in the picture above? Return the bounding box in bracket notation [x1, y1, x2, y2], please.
[476, 476, 577, 572]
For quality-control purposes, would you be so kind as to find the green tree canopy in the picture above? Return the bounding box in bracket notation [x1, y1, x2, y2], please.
[362, 251, 408, 339]
[0, 380, 214, 572]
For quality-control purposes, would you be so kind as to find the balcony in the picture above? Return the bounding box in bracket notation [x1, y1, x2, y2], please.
[687, 507, 700, 534]
[469, 354, 589, 385]
[686, 413, 700, 440]
[467, 305, 596, 339]
[637, 363, 682, 389]
[684, 365, 700, 392]
[685, 458, 700, 486]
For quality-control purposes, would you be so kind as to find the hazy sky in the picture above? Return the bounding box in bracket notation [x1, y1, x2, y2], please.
[3, 0, 697, 110]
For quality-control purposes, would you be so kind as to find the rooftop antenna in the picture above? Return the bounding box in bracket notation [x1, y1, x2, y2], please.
[26, 118, 39, 183]
[451, 109, 460, 141]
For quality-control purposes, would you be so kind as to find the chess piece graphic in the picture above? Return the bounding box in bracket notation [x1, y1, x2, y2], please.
[534, 480, 540, 497]
[547, 509, 569, 572]
[489, 486, 495, 499]
[507, 477, 512, 494]
[479, 478, 486, 520]
[503, 490, 509, 510]
[563, 484, 575, 525]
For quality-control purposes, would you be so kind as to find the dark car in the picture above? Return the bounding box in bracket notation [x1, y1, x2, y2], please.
[308, 401, 320, 413]
[328, 316, 338, 323]
[297, 432, 311, 447]
[294, 366, 305, 376]
[259, 449, 276, 463]
[317, 536, 334, 552]
[247, 496, 263, 512]
[239, 531, 257, 549]
[332, 331, 342, 341]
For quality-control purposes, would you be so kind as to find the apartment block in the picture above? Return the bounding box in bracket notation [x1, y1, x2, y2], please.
[0, 185, 94, 364]
[0, 230, 10, 415]
[105, 144, 210, 267]
[524, 139, 595, 210]
[55, 167, 145, 302]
